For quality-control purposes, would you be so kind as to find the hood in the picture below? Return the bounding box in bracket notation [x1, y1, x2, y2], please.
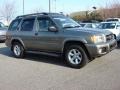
[65, 27, 112, 36]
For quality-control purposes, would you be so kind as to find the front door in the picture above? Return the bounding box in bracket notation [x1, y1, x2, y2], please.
[34, 17, 62, 52]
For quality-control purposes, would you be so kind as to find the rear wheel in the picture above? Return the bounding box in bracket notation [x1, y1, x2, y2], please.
[65, 45, 89, 69]
[12, 42, 25, 58]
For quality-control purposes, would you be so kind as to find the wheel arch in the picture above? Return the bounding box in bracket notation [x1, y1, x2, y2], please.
[11, 39, 25, 50]
[63, 40, 91, 60]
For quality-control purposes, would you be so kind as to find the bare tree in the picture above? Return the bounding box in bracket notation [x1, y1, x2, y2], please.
[0, 1, 16, 25]
[31, 8, 45, 13]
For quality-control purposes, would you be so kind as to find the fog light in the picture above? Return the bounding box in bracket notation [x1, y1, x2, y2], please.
[98, 48, 102, 54]
[98, 47, 107, 54]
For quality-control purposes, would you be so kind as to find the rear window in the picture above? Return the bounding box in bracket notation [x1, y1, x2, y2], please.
[9, 19, 21, 31]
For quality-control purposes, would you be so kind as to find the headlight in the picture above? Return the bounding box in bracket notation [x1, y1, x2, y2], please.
[91, 34, 106, 43]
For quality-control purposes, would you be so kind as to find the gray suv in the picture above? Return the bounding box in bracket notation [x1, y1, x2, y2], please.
[5, 13, 117, 68]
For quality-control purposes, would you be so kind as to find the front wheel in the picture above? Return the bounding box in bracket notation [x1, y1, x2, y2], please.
[65, 45, 89, 69]
[12, 42, 25, 58]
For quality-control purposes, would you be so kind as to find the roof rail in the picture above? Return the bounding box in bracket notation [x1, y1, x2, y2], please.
[16, 12, 48, 19]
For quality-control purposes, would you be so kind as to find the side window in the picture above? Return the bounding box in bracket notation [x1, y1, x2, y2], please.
[21, 19, 35, 31]
[37, 18, 55, 31]
[9, 19, 21, 31]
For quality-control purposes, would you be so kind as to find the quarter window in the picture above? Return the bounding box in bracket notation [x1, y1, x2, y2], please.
[9, 19, 21, 31]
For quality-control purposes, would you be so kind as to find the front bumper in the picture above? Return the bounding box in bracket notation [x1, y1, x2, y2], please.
[85, 39, 117, 58]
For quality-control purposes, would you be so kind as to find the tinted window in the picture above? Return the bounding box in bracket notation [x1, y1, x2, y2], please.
[9, 19, 21, 31]
[21, 19, 35, 31]
[37, 18, 55, 31]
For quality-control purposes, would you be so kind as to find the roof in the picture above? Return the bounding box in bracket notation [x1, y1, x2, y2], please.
[16, 12, 63, 19]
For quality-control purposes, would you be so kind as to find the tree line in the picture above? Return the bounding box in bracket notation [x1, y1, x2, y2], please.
[70, 0, 120, 21]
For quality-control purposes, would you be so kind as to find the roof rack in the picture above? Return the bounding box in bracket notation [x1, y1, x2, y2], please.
[16, 12, 63, 19]
[16, 12, 48, 19]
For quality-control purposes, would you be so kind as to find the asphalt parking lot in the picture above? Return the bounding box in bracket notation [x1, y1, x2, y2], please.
[0, 43, 120, 90]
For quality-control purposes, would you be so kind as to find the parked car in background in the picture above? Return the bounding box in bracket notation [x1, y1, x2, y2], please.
[105, 18, 120, 22]
[78, 20, 101, 28]
[83, 23, 99, 28]
[97, 22, 120, 41]
[0, 22, 7, 42]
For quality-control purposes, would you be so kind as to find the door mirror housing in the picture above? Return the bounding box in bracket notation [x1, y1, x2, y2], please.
[48, 26, 58, 32]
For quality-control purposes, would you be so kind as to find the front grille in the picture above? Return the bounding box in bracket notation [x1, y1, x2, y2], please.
[106, 34, 114, 42]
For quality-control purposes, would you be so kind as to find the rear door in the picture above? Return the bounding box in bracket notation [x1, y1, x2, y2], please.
[18, 17, 37, 50]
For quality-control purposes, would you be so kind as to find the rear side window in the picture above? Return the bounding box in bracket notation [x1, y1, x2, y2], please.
[9, 19, 21, 31]
[21, 19, 35, 31]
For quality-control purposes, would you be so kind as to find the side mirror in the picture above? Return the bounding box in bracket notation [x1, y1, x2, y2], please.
[48, 26, 58, 32]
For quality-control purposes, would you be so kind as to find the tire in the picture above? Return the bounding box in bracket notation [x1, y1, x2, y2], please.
[12, 42, 25, 58]
[65, 45, 89, 69]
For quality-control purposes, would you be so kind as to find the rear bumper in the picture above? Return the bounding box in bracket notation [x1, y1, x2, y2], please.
[85, 40, 117, 58]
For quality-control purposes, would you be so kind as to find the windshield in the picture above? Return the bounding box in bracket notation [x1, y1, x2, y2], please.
[53, 15, 81, 28]
[97, 23, 116, 29]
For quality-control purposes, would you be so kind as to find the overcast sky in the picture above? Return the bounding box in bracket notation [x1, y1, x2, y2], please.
[0, 0, 112, 15]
